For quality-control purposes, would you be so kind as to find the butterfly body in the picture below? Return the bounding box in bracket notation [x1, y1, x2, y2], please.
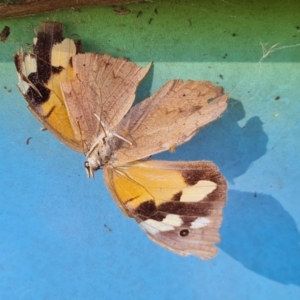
[84, 130, 116, 176]
[15, 22, 229, 259]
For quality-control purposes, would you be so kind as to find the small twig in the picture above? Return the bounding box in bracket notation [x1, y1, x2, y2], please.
[0, 0, 149, 18]
[259, 41, 300, 62]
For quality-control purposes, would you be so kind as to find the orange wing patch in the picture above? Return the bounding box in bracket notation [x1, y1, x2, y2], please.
[103, 160, 227, 259]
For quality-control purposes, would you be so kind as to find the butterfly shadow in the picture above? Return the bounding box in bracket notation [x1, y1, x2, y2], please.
[152, 98, 300, 285]
[155, 98, 268, 184]
[134, 64, 155, 104]
[220, 189, 300, 286]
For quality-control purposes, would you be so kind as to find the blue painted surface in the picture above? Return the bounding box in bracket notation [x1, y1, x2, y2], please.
[1, 1, 300, 299]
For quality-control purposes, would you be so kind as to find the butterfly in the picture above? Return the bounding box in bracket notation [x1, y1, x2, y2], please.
[14, 22, 229, 259]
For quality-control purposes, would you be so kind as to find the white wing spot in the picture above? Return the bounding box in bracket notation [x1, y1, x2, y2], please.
[163, 214, 183, 227]
[180, 180, 217, 202]
[51, 38, 77, 67]
[190, 217, 210, 229]
[140, 219, 174, 235]
[17, 54, 37, 94]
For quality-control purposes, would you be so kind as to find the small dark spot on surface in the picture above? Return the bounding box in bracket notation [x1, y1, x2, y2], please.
[136, 11, 142, 17]
[26, 137, 32, 145]
[275, 96, 280, 100]
[296, 26, 300, 30]
[104, 224, 112, 232]
[219, 74, 223, 79]
[3, 86, 11, 92]
[149, 18, 153, 24]
[154, 8, 158, 14]
[188, 19, 192, 26]
[0, 26, 10, 42]
[180, 229, 189, 237]
[223, 53, 228, 59]
[254, 191, 257, 197]
[232, 33, 237, 37]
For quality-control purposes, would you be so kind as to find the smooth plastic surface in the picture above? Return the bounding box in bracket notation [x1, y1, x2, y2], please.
[1, 0, 300, 299]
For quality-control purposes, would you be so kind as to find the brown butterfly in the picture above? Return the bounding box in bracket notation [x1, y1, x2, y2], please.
[15, 22, 229, 259]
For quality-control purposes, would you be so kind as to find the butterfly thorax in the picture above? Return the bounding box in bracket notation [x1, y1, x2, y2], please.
[84, 131, 116, 177]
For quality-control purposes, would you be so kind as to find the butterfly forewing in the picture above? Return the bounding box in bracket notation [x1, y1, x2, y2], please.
[14, 22, 83, 151]
[113, 80, 229, 166]
[60, 53, 151, 151]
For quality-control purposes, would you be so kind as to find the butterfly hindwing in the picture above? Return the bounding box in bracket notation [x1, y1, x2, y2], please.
[103, 160, 227, 259]
[14, 22, 83, 151]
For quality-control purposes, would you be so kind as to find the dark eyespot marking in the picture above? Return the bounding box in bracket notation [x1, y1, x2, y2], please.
[180, 229, 189, 237]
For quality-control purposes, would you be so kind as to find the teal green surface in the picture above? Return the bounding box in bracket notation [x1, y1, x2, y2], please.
[1, 0, 300, 299]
